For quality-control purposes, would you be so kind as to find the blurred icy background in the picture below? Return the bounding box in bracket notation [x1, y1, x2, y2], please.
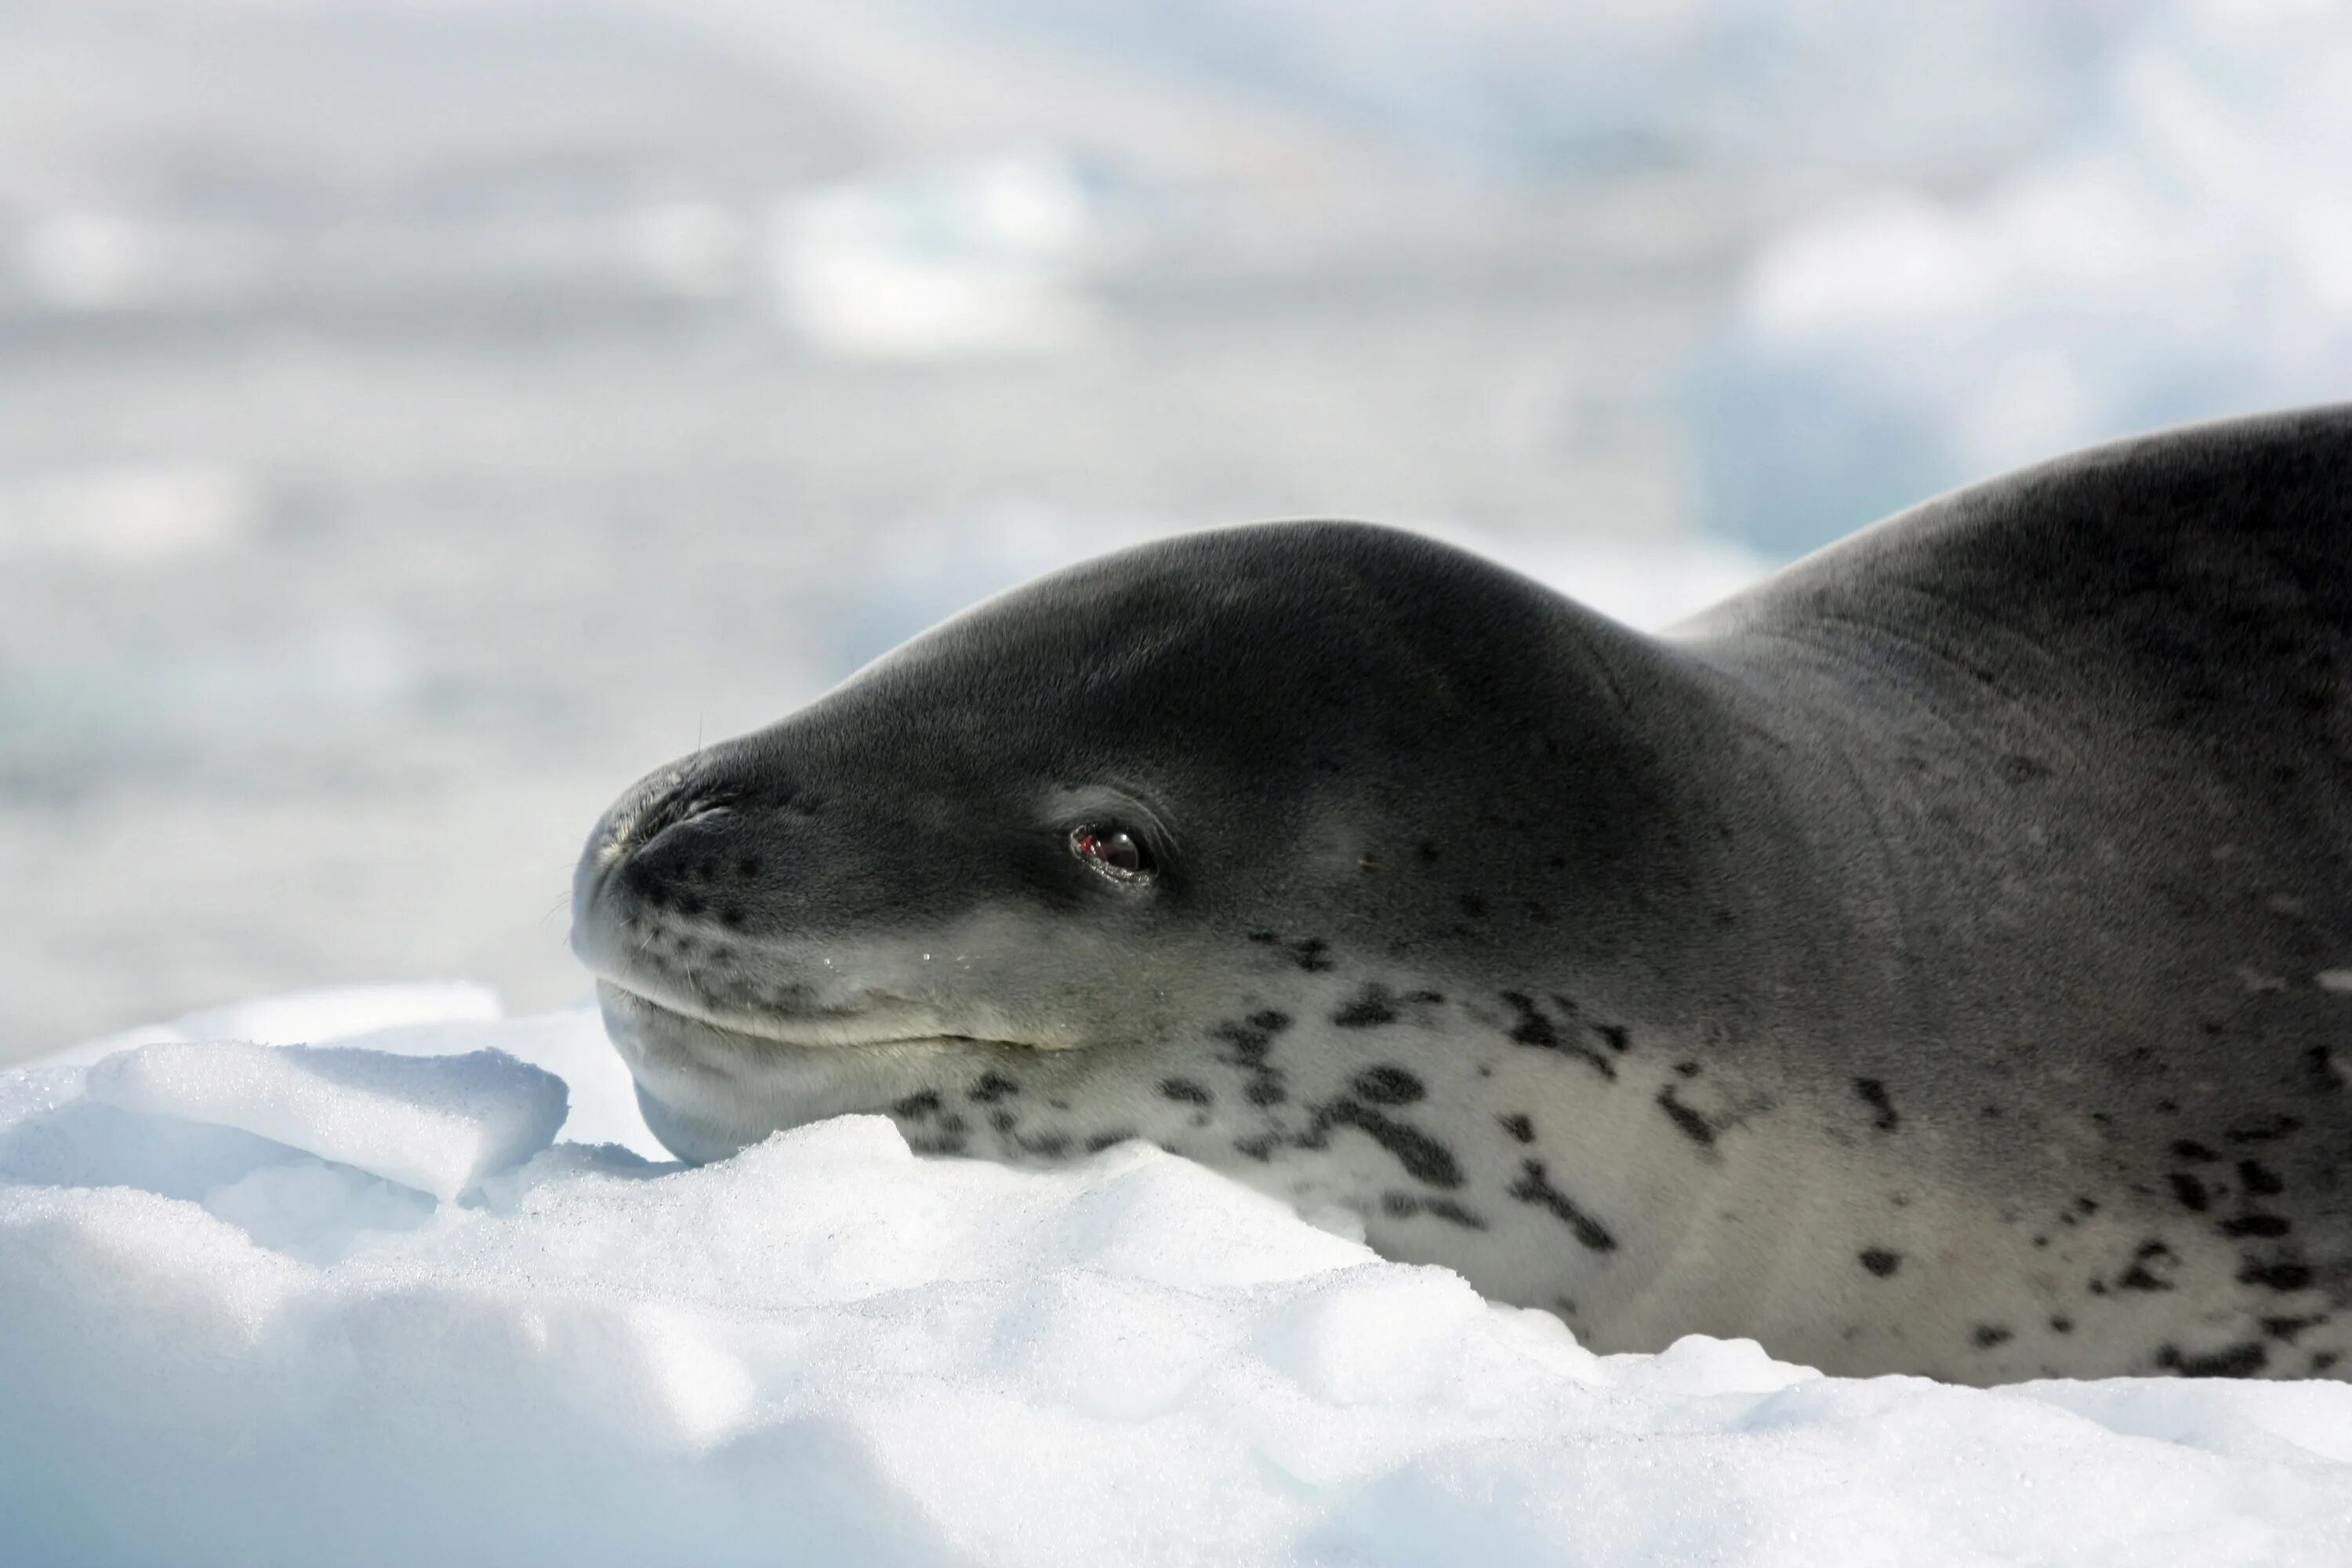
[3, 0, 2347, 1062]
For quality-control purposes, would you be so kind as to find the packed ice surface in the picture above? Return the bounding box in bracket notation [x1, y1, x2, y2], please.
[1695, 0, 2352, 557]
[5, 989, 2352, 1566]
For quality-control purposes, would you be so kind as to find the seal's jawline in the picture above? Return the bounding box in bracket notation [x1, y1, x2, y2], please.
[595, 979, 1044, 1054]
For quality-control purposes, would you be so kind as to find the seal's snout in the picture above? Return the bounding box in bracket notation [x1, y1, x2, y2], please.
[569, 761, 749, 972]
[591, 768, 715, 868]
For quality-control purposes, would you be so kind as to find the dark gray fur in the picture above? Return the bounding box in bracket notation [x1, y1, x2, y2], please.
[574, 406, 2352, 1382]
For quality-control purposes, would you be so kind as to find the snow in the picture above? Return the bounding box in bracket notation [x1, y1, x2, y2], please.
[83, 1042, 567, 1204]
[5, 989, 2352, 1565]
[1693, 0, 2352, 557]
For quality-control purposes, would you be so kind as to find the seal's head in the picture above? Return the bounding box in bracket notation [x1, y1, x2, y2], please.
[572, 521, 1701, 1172]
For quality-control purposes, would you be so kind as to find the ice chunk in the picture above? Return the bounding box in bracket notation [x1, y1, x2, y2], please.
[83, 1042, 566, 1203]
[322, 1005, 663, 1160]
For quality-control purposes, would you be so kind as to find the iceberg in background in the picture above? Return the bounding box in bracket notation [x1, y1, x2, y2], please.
[1693, 0, 2352, 557]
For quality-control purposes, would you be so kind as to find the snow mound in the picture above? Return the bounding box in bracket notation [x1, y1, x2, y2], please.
[5, 997, 2352, 1565]
[84, 1042, 567, 1203]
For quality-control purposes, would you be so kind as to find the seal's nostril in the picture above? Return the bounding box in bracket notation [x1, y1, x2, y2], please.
[597, 768, 739, 867]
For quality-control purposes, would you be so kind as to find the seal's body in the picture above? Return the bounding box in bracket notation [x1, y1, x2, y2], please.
[573, 407, 2352, 1381]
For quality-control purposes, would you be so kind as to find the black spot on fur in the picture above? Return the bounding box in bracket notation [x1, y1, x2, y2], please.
[1385, 1192, 1488, 1230]
[1674, 1061, 1702, 1078]
[1210, 1020, 1273, 1061]
[1214, 1011, 1289, 1109]
[1290, 938, 1335, 974]
[892, 1091, 942, 1121]
[2222, 1214, 2292, 1239]
[2226, 1115, 2302, 1144]
[1596, 1024, 1629, 1053]
[1657, 1087, 1715, 1149]
[1498, 992, 1616, 1080]
[2238, 1159, 2286, 1197]
[1232, 1134, 1276, 1163]
[1501, 992, 1558, 1048]
[1159, 1077, 1211, 1105]
[1506, 1159, 1617, 1252]
[2168, 1172, 2210, 1211]
[2315, 1352, 2343, 1374]
[1972, 1324, 2013, 1349]
[970, 1073, 1020, 1104]
[2171, 1139, 2220, 1162]
[2118, 1240, 2177, 1293]
[1457, 893, 1487, 919]
[1352, 1065, 1425, 1105]
[907, 1134, 968, 1156]
[1308, 1100, 1461, 1189]
[1415, 840, 1440, 864]
[2157, 1341, 2268, 1377]
[1246, 931, 1278, 946]
[1333, 985, 1400, 1029]
[1853, 1078, 1899, 1131]
[1859, 1248, 1901, 1278]
[1498, 1113, 1535, 1144]
[2262, 1315, 2323, 1344]
[2050, 1316, 2074, 1334]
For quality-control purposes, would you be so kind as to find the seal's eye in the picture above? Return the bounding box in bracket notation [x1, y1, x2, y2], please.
[1070, 824, 1154, 883]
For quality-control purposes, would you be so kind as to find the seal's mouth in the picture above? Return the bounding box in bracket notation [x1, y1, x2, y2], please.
[593, 978, 1036, 1054]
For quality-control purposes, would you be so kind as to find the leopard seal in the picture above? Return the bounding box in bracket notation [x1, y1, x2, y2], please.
[572, 405, 2352, 1383]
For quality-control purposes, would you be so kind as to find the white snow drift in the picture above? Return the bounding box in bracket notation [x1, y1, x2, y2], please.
[4, 986, 2350, 1566]
[83, 1040, 567, 1203]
